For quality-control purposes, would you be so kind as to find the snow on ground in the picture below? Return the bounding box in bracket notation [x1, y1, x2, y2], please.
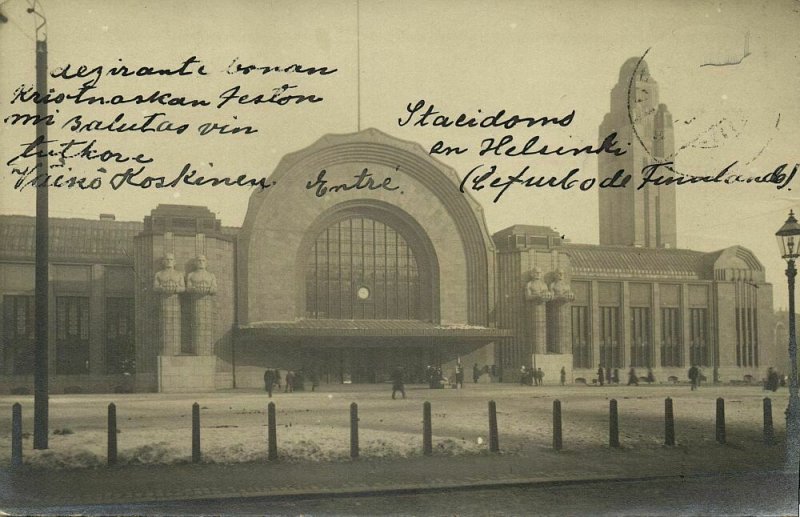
[0, 383, 788, 470]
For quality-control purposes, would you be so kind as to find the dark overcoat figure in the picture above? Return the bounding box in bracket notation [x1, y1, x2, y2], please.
[688, 365, 699, 390]
[264, 369, 276, 398]
[560, 367, 566, 386]
[597, 365, 605, 386]
[473, 363, 480, 383]
[627, 367, 639, 386]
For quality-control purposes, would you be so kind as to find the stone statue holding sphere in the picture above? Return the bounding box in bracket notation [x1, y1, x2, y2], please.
[186, 255, 217, 355]
[154, 253, 185, 356]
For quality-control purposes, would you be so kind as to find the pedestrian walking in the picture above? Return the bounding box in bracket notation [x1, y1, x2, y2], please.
[391, 367, 406, 399]
[560, 366, 566, 386]
[597, 365, 605, 386]
[455, 361, 464, 388]
[264, 369, 276, 398]
[612, 368, 620, 385]
[688, 365, 699, 390]
[646, 367, 655, 384]
[627, 367, 639, 386]
[473, 363, 480, 383]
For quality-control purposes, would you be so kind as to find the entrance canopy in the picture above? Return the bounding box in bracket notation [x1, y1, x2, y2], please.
[238, 319, 512, 342]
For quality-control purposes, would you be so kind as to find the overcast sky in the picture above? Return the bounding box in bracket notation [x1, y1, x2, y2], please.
[1, 0, 798, 308]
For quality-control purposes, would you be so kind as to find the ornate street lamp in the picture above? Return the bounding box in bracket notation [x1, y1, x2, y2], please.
[775, 210, 800, 470]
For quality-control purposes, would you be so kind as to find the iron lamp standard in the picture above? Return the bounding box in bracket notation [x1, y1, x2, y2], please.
[775, 210, 800, 471]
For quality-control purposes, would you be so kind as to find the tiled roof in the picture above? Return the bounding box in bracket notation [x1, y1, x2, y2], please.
[0, 215, 142, 264]
[239, 319, 513, 338]
[563, 243, 709, 280]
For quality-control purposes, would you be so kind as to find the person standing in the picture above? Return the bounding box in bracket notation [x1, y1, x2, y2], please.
[264, 369, 276, 398]
[646, 367, 655, 384]
[560, 366, 566, 386]
[612, 368, 620, 385]
[285, 370, 295, 393]
[536, 368, 544, 386]
[597, 365, 605, 386]
[455, 361, 464, 389]
[391, 367, 406, 399]
[688, 365, 699, 391]
[519, 365, 528, 386]
[473, 363, 480, 384]
[310, 369, 320, 392]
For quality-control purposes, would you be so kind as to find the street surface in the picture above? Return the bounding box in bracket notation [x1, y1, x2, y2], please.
[24, 471, 799, 516]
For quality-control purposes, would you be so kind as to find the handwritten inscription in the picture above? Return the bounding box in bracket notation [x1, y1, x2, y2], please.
[4, 55, 339, 192]
[306, 169, 400, 198]
[399, 98, 798, 197]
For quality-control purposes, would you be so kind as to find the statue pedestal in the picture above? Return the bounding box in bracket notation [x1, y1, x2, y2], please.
[531, 353, 573, 385]
[157, 355, 217, 393]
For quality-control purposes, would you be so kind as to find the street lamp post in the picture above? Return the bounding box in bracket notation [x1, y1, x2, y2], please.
[0, 0, 49, 449]
[775, 210, 800, 471]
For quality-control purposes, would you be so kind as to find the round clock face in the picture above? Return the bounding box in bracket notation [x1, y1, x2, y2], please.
[356, 286, 371, 300]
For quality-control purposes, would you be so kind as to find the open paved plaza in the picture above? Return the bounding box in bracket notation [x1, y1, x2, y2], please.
[0, 383, 788, 469]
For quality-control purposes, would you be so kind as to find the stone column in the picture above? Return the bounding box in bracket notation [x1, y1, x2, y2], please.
[525, 268, 552, 356]
[186, 255, 217, 356]
[531, 303, 547, 354]
[153, 253, 185, 357]
[549, 269, 575, 354]
[159, 293, 182, 356]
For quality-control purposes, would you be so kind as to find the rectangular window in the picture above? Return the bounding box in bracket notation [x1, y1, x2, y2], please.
[2, 295, 35, 375]
[571, 306, 591, 368]
[630, 307, 652, 367]
[106, 298, 135, 374]
[599, 306, 621, 368]
[689, 308, 709, 367]
[56, 297, 90, 375]
[660, 307, 682, 367]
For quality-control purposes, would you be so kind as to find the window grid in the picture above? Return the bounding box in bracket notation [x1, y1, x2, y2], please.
[306, 216, 422, 320]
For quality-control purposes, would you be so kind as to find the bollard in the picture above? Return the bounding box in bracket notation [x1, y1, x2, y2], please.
[192, 402, 201, 463]
[609, 399, 620, 448]
[763, 397, 775, 446]
[553, 399, 563, 451]
[664, 397, 675, 446]
[715, 397, 726, 444]
[107, 403, 117, 466]
[423, 401, 432, 456]
[267, 402, 278, 461]
[350, 402, 359, 459]
[488, 400, 499, 453]
[12, 403, 22, 468]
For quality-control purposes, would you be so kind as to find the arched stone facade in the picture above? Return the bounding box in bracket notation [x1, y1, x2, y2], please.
[237, 129, 496, 327]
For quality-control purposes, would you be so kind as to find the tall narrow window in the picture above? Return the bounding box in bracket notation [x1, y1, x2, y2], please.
[56, 297, 90, 375]
[2, 295, 34, 375]
[571, 305, 591, 368]
[660, 307, 681, 367]
[630, 307, 652, 367]
[599, 306, 621, 368]
[106, 298, 135, 374]
[690, 308, 709, 367]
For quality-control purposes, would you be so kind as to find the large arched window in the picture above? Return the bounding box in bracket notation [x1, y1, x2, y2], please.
[305, 215, 430, 320]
